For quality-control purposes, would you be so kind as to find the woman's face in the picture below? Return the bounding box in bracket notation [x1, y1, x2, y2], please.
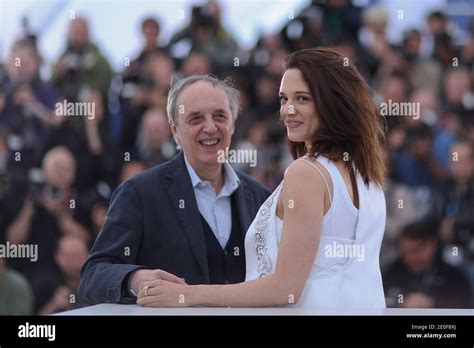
[279, 68, 319, 143]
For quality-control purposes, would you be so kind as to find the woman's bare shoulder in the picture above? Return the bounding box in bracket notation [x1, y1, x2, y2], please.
[282, 158, 328, 195]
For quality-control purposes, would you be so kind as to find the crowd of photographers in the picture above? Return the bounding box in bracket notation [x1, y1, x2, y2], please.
[0, 0, 473, 313]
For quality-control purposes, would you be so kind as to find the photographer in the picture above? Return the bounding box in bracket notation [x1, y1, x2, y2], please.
[119, 52, 175, 151]
[442, 67, 474, 127]
[134, 108, 176, 168]
[122, 17, 167, 85]
[52, 17, 112, 103]
[0, 38, 61, 171]
[438, 140, 474, 301]
[5, 146, 91, 284]
[384, 222, 471, 308]
[36, 235, 89, 314]
[167, 2, 238, 70]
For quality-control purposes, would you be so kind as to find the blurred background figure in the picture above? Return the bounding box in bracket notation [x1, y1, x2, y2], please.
[123, 17, 167, 84]
[168, 1, 239, 71]
[4, 146, 91, 287]
[36, 235, 89, 314]
[52, 17, 112, 104]
[0, 38, 60, 172]
[0, 258, 33, 315]
[134, 108, 176, 168]
[1, 0, 473, 311]
[119, 52, 175, 151]
[384, 222, 471, 308]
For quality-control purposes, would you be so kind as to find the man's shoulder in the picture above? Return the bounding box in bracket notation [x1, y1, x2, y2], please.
[125, 159, 175, 188]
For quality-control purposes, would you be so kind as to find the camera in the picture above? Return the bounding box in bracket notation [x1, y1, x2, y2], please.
[191, 5, 215, 30]
[27, 167, 60, 202]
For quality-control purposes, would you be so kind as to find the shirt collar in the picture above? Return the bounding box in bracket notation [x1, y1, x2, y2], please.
[184, 153, 240, 196]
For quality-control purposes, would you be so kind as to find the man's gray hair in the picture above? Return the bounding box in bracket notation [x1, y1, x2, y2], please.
[166, 74, 240, 124]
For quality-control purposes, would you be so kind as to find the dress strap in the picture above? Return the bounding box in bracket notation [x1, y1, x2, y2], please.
[298, 158, 333, 206]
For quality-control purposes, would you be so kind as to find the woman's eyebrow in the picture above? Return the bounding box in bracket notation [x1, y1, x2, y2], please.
[279, 91, 311, 95]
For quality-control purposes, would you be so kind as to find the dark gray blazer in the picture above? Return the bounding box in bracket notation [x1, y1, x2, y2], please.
[78, 152, 271, 304]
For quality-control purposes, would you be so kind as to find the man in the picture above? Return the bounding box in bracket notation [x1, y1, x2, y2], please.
[383, 222, 471, 308]
[79, 75, 270, 304]
[36, 235, 90, 314]
[0, 258, 33, 315]
[52, 17, 113, 102]
[1, 38, 60, 171]
[6, 146, 90, 282]
[135, 108, 176, 168]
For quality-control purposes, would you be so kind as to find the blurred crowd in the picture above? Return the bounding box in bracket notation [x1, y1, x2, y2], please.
[0, 0, 473, 314]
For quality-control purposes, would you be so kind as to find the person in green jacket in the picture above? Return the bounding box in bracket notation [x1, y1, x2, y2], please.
[0, 258, 33, 315]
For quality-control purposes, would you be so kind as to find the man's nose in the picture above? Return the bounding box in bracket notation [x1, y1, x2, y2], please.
[203, 118, 218, 133]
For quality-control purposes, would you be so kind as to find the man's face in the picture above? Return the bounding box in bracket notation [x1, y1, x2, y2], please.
[143, 111, 171, 149]
[55, 237, 89, 278]
[450, 143, 473, 183]
[68, 19, 89, 50]
[399, 238, 437, 274]
[171, 81, 235, 171]
[142, 22, 159, 45]
[43, 150, 76, 190]
[8, 47, 38, 82]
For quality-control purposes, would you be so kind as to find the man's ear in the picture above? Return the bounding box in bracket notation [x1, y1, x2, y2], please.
[230, 119, 235, 136]
[170, 120, 177, 136]
[170, 121, 181, 150]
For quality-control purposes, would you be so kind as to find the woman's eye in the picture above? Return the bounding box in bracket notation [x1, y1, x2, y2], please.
[279, 96, 287, 104]
[297, 96, 309, 102]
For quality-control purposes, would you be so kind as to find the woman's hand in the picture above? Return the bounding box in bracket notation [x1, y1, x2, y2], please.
[136, 280, 192, 307]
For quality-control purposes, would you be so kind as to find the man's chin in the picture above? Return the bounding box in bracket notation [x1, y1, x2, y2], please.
[197, 154, 221, 167]
[197, 147, 228, 165]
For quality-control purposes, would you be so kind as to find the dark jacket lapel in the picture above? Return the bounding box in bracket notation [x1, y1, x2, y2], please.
[234, 175, 255, 237]
[164, 152, 210, 283]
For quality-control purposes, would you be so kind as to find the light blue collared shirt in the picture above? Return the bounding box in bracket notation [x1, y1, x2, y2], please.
[184, 155, 240, 249]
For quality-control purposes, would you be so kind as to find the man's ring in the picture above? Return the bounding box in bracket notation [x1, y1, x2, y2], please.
[144, 286, 149, 296]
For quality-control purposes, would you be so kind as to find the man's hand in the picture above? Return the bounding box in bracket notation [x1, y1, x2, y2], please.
[129, 269, 186, 296]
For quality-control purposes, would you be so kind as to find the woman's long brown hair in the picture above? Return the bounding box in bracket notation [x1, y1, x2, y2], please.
[283, 47, 386, 187]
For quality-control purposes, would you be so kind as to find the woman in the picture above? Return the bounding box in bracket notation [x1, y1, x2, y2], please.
[137, 47, 387, 308]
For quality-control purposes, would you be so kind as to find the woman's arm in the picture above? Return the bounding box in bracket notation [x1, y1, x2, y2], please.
[137, 159, 327, 307]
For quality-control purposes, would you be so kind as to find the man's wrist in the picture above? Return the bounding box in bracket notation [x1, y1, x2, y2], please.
[126, 270, 138, 297]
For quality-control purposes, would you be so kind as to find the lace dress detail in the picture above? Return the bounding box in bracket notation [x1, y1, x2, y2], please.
[244, 155, 387, 308]
[250, 182, 283, 278]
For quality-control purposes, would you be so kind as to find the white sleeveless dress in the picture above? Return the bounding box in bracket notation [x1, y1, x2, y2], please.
[244, 155, 387, 308]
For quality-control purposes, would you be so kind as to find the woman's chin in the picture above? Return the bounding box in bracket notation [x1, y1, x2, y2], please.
[287, 134, 305, 143]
